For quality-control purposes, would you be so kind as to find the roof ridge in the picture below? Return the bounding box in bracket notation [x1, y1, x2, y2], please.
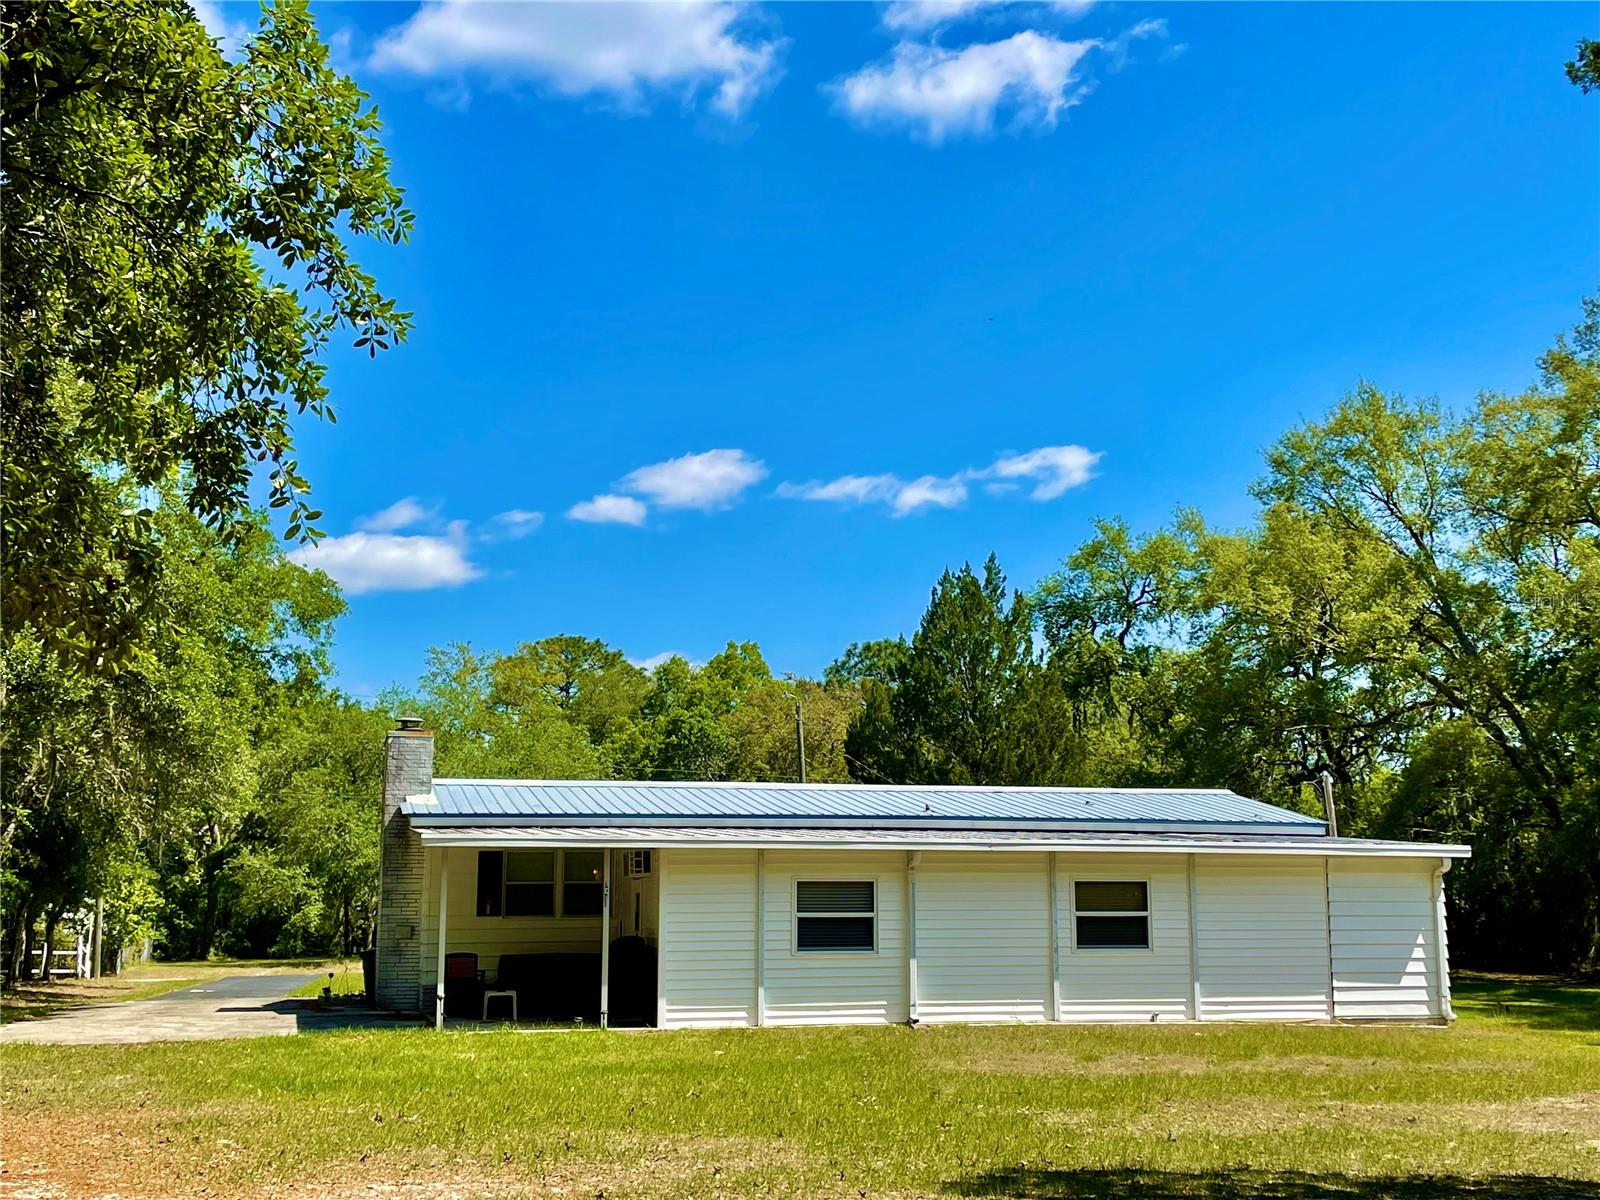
[432, 778, 1243, 794]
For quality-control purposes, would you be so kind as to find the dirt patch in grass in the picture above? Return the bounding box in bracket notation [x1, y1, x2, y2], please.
[0, 1110, 839, 1200]
[1332, 1092, 1600, 1138]
[956, 1049, 1531, 1078]
[1040, 1091, 1600, 1140]
[0, 1107, 191, 1199]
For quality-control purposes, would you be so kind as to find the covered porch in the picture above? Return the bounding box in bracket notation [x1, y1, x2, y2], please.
[417, 831, 659, 1030]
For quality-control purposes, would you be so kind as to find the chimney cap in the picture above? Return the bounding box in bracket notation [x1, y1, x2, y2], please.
[394, 715, 426, 732]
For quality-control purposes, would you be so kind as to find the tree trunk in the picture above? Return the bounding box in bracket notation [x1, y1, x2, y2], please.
[1, 901, 20, 986]
[17, 901, 37, 981]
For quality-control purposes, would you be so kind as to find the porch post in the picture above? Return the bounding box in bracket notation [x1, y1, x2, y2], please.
[434, 850, 449, 1031]
[599, 848, 611, 1029]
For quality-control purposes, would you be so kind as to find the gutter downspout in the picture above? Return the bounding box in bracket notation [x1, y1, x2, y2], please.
[1433, 859, 1454, 1021]
[906, 851, 920, 1024]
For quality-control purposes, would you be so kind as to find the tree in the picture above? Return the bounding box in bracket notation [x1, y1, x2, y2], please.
[846, 556, 1064, 785]
[1, 0, 411, 670]
[490, 637, 649, 751]
[395, 645, 603, 782]
[1, 488, 348, 967]
[1567, 38, 1600, 92]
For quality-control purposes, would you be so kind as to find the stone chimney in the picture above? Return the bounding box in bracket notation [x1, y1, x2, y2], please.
[375, 716, 434, 1012]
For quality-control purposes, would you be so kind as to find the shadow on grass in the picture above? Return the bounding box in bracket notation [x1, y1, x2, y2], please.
[0, 976, 202, 1025]
[216, 997, 420, 1033]
[945, 1168, 1600, 1198]
[0, 993, 79, 1025]
[1452, 973, 1600, 1031]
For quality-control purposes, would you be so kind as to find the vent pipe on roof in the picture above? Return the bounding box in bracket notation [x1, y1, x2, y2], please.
[1318, 770, 1338, 838]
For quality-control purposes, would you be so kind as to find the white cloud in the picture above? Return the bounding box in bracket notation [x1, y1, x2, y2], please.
[620, 448, 767, 511]
[775, 474, 902, 505]
[778, 443, 1097, 517]
[881, 1, 1093, 34]
[289, 522, 480, 595]
[892, 474, 969, 515]
[830, 30, 1096, 141]
[778, 471, 966, 517]
[483, 508, 545, 541]
[191, 0, 253, 58]
[567, 494, 649, 526]
[983, 444, 1100, 499]
[357, 496, 437, 534]
[369, 0, 784, 117]
[1102, 17, 1168, 71]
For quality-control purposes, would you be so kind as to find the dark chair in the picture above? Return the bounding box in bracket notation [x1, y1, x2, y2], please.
[498, 952, 601, 1023]
[443, 951, 482, 1018]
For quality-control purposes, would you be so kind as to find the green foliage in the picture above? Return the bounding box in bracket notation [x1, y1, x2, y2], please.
[1567, 38, 1600, 92]
[845, 556, 1079, 785]
[1, 0, 410, 670]
[0, 488, 352, 973]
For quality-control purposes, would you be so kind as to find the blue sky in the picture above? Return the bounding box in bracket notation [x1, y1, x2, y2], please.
[208, 1, 1598, 699]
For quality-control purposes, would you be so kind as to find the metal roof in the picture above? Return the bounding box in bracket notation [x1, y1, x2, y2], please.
[403, 779, 1328, 836]
[414, 824, 1468, 858]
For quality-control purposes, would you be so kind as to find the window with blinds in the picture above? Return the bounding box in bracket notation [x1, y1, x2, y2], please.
[795, 880, 876, 952]
[1073, 880, 1150, 949]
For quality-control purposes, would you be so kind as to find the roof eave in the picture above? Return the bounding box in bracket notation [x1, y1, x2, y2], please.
[401, 812, 1327, 837]
[412, 826, 1469, 858]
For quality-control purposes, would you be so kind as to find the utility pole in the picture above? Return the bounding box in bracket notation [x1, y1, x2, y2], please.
[1318, 769, 1338, 838]
[785, 673, 807, 783]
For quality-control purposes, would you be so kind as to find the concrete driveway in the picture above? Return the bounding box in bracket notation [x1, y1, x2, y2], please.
[0, 974, 412, 1045]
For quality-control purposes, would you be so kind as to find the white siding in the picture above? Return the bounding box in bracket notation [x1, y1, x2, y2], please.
[1194, 855, 1332, 1022]
[1056, 853, 1192, 1023]
[1328, 858, 1441, 1020]
[761, 850, 908, 1026]
[418, 847, 600, 1007]
[658, 848, 758, 1029]
[916, 852, 1051, 1024]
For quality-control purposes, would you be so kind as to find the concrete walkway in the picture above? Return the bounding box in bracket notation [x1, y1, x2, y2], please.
[0, 974, 414, 1045]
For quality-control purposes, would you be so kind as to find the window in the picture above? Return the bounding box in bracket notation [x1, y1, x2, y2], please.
[474, 849, 617, 919]
[505, 851, 556, 917]
[625, 850, 652, 877]
[1073, 880, 1150, 949]
[562, 850, 605, 916]
[795, 880, 876, 952]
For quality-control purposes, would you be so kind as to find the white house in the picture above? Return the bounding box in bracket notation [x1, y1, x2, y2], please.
[375, 719, 1469, 1030]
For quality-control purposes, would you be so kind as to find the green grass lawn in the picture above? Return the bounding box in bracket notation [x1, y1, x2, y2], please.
[2, 975, 1596, 1199]
[287, 959, 367, 999]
